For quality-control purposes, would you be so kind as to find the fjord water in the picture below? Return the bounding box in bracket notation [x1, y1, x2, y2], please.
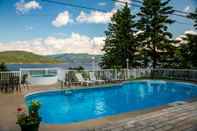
[6, 63, 94, 71]
[26, 81, 197, 124]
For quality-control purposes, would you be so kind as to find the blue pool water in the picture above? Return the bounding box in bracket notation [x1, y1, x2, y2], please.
[25, 80, 197, 124]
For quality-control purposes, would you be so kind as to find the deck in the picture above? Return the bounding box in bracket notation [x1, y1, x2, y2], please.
[80, 102, 197, 131]
[0, 85, 197, 131]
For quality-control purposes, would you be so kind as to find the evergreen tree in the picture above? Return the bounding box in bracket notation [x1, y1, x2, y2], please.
[189, 8, 197, 30]
[100, 3, 137, 69]
[179, 33, 197, 68]
[136, 0, 174, 68]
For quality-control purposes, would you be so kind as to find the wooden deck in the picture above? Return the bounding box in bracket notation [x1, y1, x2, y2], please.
[80, 102, 197, 131]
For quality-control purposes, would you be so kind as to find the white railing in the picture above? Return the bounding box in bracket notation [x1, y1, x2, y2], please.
[150, 69, 197, 81]
[64, 69, 140, 83]
[0, 68, 197, 88]
[64, 68, 197, 83]
[129, 68, 151, 79]
[0, 71, 21, 80]
[0, 71, 21, 89]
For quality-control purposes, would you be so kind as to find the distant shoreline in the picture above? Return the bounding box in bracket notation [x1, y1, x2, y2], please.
[5, 62, 64, 64]
[6, 63, 96, 71]
[0, 51, 63, 64]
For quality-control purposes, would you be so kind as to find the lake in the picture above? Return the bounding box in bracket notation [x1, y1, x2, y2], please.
[6, 63, 97, 71]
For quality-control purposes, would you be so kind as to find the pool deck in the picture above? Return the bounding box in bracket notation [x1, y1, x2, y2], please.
[80, 102, 197, 131]
[0, 84, 197, 131]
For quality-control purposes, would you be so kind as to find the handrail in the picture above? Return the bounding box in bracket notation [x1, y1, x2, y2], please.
[0, 68, 197, 85]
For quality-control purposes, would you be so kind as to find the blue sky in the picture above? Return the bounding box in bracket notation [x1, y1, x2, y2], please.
[0, 0, 196, 55]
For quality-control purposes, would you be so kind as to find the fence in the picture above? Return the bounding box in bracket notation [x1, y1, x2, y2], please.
[0, 71, 21, 79]
[0, 68, 197, 87]
[150, 69, 197, 81]
[0, 71, 21, 90]
[129, 68, 151, 79]
[64, 69, 129, 83]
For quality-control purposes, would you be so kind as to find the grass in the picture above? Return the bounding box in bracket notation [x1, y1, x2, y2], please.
[0, 51, 63, 64]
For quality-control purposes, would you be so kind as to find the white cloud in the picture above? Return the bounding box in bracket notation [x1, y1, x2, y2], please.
[0, 33, 105, 55]
[185, 30, 197, 35]
[76, 10, 115, 24]
[24, 25, 33, 31]
[52, 11, 72, 27]
[16, 0, 41, 14]
[175, 30, 197, 45]
[76, 0, 131, 24]
[184, 6, 191, 12]
[98, 2, 107, 6]
[175, 35, 186, 41]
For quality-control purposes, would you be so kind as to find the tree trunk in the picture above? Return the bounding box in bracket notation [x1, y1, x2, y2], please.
[153, 43, 157, 69]
[153, 56, 156, 69]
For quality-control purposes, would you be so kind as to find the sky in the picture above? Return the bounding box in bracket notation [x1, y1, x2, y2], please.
[0, 0, 196, 55]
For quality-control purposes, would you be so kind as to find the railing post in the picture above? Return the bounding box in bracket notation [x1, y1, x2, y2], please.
[19, 70, 22, 87]
[115, 69, 117, 80]
[127, 68, 130, 80]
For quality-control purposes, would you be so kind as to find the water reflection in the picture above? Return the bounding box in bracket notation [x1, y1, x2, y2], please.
[95, 99, 106, 115]
[28, 81, 197, 124]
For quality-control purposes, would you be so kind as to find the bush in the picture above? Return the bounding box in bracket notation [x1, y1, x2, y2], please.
[0, 62, 8, 71]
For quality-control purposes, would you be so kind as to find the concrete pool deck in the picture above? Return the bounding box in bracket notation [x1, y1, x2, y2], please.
[0, 84, 197, 131]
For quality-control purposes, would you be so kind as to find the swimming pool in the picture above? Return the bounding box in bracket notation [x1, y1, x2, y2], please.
[25, 80, 197, 124]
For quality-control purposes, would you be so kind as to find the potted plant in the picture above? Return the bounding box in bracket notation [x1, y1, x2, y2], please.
[16, 101, 41, 131]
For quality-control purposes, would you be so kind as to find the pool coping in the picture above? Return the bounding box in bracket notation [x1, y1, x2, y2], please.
[23, 79, 197, 128]
[24, 79, 197, 98]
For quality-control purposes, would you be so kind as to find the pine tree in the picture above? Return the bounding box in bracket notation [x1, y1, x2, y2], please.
[179, 33, 197, 68]
[100, 3, 137, 69]
[136, 0, 174, 68]
[189, 8, 197, 30]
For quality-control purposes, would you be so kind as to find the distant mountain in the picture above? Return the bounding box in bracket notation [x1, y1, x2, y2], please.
[0, 51, 63, 64]
[0, 51, 102, 69]
[49, 53, 102, 64]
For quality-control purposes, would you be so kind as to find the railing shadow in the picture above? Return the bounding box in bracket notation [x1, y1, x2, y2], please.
[0, 85, 22, 94]
[0, 79, 24, 94]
